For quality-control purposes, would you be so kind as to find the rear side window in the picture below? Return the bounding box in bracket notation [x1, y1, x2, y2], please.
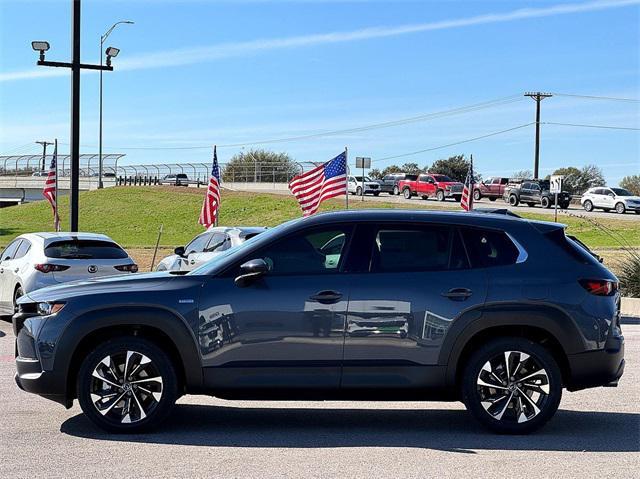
[1, 240, 21, 261]
[45, 240, 128, 259]
[544, 229, 600, 266]
[460, 228, 519, 268]
[371, 226, 468, 273]
[14, 240, 31, 259]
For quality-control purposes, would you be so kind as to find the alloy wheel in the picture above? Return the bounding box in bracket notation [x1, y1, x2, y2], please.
[476, 350, 550, 424]
[90, 350, 163, 424]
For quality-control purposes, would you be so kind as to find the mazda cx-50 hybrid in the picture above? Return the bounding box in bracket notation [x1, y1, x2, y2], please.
[13, 210, 624, 434]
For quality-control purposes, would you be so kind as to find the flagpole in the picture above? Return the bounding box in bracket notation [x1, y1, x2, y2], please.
[214, 145, 219, 227]
[470, 154, 474, 212]
[54, 139, 59, 231]
[344, 146, 349, 210]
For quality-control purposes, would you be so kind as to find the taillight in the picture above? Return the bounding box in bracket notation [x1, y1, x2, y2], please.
[34, 264, 70, 273]
[115, 264, 138, 273]
[579, 279, 618, 296]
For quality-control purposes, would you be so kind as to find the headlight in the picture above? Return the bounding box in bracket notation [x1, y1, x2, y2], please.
[37, 302, 66, 316]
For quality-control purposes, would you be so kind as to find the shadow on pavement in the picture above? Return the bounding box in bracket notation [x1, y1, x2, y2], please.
[61, 405, 639, 453]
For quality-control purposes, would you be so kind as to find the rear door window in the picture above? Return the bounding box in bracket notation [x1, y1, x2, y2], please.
[371, 225, 468, 273]
[1, 240, 21, 261]
[460, 228, 519, 268]
[45, 240, 128, 259]
[206, 233, 231, 253]
[14, 240, 31, 259]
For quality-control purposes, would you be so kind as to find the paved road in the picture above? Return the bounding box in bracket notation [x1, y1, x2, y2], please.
[1, 320, 638, 478]
[229, 184, 640, 222]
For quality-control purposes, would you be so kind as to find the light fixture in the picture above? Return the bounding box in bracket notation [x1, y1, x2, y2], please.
[31, 41, 50, 61]
[105, 46, 120, 66]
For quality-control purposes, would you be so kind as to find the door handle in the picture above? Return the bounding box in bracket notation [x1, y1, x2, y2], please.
[309, 290, 343, 304]
[441, 288, 473, 300]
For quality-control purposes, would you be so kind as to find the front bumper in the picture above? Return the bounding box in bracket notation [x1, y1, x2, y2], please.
[625, 203, 640, 211]
[566, 329, 625, 391]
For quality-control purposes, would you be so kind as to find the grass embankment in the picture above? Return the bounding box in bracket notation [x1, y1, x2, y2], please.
[1, 187, 638, 271]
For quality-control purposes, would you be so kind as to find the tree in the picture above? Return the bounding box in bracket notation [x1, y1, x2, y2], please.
[368, 168, 383, 180]
[400, 162, 423, 175]
[428, 155, 470, 182]
[221, 149, 299, 183]
[620, 175, 640, 195]
[511, 169, 533, 180]
[549, 166, 582, 195]
[381, 164, 403, 176]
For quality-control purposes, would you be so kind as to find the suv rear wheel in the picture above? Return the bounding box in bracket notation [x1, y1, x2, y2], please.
[583, 200, 593, 212]
[77, 336, 178, 433]
[403, 188, 412, 199]
[461, 337, 562, 434]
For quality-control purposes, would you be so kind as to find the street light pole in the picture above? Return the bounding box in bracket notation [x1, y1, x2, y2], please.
[99, 20, 133, 189]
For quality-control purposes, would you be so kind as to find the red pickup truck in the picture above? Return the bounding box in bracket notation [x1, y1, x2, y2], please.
[398, 173, 464, 202]
[473, 176, 509, 201]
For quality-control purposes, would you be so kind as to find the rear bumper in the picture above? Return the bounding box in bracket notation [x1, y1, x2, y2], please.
[566, 332, 625, 391]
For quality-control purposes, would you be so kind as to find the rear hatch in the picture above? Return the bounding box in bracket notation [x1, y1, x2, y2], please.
[44, 239, 134, 282]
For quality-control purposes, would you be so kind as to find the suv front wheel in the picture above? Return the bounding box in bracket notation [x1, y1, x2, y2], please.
[77, 336, 178, 433]
[461, 337, 562, 434]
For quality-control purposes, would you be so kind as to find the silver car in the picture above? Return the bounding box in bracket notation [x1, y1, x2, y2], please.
[156, 226, 267, 272]
[0, 232, 137, 316]
[581, 187, 640, 214]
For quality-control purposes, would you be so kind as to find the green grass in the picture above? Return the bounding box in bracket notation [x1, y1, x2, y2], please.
[1, 186, 638, 249]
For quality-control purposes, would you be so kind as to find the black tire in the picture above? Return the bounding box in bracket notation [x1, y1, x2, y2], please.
[560, 202, 570, 209]
[473, 189, 481, 201]
[615, 202, 626, 214]
[421, 195, 428, 200]
[489, 197, 497, 202]
[436, 190, 445, 202]
[583, 200, 593, 212]
[393, 185, 399, 195]
[462, 337, 562, 434]
[77, 336, 178, 433]
[403, 188, 412, 200]
[13, 286, 24, 315]
[541, 197, 551, 209]
[509, 195, 519, 206]
[356, 186, 362, 196]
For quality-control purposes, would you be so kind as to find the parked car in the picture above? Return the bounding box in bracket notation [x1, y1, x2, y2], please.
[376, 173, 414, 195]
[581, 187, 640, 214]
[31, 171, 47, 177]
[505, 180, 571, 208]
[0, 233, 137, 316]
[160, 173, 189, 186]
[398, 173, 464, 201]
[156, 226, 267, 272]
[473, 177, 509, 201]
[347, 175, 380, 196]
[14, 210, 624, 434]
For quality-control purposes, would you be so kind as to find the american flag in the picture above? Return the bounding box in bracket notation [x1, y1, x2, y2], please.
[199, 146, 221, 228]
[289, 151, 347, 216]
[42, 141, 60, 231]
[460, 156, 474, 211]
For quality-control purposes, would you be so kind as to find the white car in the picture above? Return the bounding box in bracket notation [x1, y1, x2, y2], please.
[347, 175, 380, 196]
[156, 226, 267, 272]
[0, 232, 137, 316]
[581, 187, 640, 214]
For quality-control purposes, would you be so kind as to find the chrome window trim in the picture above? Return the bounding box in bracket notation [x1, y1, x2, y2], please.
[506, 233, 528, 264]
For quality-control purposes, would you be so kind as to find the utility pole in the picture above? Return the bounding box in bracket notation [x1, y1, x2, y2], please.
[524, 92, 552, 179]
[36, 140, 54, 171]
[32, 0, 117, 232]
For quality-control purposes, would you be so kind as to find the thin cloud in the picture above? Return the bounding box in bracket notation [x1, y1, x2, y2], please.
[2, 0, 638, 82]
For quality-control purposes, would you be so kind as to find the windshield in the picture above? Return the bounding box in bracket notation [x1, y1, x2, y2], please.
[433, 175, 453, 182]
[354, 176, 371, 182]
[45, 240, 128, 259]
[612, 188, 632, 196]
[188, 219, 299, 275]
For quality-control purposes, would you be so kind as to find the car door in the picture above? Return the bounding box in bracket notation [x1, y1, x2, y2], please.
[417, 174, 432, 196]
[0, 240, 22, 313]
[519, 182, 532, 202]
[342, 223, 488, 389]
[181, 233, 213, 272]
[197, 224, 355, 391]
[601, 189, 616, 210]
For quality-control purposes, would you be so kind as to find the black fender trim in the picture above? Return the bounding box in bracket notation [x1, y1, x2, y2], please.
[55, 307, 203, 401]
[440, 303, 585, 388]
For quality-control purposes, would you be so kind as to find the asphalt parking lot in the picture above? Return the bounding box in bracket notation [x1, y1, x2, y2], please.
[1, 319, 638, 479]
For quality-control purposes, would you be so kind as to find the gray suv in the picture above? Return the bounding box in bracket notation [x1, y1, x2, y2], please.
[13, 210, 624, 434]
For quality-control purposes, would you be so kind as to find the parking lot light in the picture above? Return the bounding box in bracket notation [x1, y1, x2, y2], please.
[31, 41, 50, 61]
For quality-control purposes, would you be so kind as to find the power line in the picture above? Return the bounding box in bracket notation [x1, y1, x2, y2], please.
[551, 92, 640, 103]
[544, 121, 640, 131]
[373, 123, 535, 163]
[57, 94, 524, 151]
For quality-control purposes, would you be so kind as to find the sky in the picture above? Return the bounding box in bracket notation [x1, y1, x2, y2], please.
[0, 0, 638, 185]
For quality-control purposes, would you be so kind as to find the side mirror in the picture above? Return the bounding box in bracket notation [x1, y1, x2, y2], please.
[235, 258, 269, 287]
[174, 246, 185, 257]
